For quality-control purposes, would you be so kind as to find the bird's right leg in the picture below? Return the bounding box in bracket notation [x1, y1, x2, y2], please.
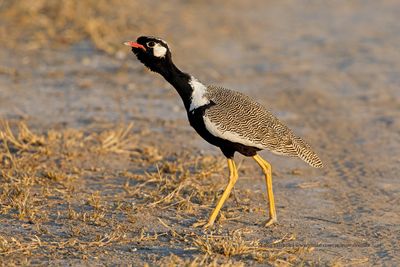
[202, 158, 238, 228]
[253, 154, 277, 226]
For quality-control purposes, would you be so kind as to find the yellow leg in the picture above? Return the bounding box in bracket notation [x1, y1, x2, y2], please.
[253, 154, 277, 226]
[203, 158, 238, 228]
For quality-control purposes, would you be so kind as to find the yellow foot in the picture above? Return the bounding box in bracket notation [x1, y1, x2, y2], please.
[202, 221, 215, 229]
[265, 217, 278, 227]
[192, 220, 207, 228]
[192, 220, 206, 228]
[192, 220, 215, 229]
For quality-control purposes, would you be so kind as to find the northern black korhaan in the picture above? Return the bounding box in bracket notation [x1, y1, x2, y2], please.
[124, 36, 323, 228]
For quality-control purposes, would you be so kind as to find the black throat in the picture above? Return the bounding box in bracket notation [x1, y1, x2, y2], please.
[155, 60, 194, 111]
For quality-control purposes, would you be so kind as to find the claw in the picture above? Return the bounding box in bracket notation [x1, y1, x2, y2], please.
[192, 220, 215, 229]
[265, 217, 278, 227]
[192, 220, 208, 228]
[203, 222, 214, 229]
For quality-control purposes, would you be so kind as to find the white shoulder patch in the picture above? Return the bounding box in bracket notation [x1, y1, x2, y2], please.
[203, 116, 265, 149]
[189, 77, 210, 111]
[153, 43, 167, 58]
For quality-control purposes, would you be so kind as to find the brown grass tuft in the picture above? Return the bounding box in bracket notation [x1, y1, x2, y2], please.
[99, 123, 136, 154]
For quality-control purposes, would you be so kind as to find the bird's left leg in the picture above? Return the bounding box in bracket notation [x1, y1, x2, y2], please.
[253, 154, 277, 226]
[203, 158, 238, 228]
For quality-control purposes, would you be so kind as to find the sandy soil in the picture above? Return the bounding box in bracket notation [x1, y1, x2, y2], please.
[0, 0, 399, 266]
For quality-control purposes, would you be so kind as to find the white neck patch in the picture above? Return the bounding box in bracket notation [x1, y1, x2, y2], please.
[189, 77, 210, 112]
[153, 43, 167, 58]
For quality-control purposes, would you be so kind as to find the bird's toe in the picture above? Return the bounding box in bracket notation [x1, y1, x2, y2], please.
[192, 220, 208, 228]
[265, 217, 278, 227]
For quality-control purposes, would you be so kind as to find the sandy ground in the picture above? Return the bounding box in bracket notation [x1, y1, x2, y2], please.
[0, 0, 399, 265]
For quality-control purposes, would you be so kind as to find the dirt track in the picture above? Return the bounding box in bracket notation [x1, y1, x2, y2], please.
[0, 0, 399, 265]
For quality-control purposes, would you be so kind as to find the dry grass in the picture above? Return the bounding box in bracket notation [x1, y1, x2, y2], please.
[0, 235, 41, 256]
[158, 254, 245, 267]
[131, 156, 225, 211]
[99, 123, 136, 153]
[194, 229, 262, 258]
[192, 230, 311, 265]
[0, 120, 313, 264]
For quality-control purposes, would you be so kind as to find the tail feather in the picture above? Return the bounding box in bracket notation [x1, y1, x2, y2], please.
[291, 135, 323, 168]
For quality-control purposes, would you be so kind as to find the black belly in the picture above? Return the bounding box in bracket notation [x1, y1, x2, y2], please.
[187, 104, 261, 159]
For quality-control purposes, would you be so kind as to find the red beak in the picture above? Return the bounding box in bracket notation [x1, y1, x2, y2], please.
[124, 41, 146, 51]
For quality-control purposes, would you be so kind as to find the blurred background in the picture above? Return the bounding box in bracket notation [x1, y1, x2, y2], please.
[1, 0, 399, 127]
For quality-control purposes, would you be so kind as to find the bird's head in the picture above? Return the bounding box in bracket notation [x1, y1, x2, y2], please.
[124, 36, 172, 74]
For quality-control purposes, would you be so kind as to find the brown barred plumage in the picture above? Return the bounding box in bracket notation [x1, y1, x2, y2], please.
[204, 86, 323, 168]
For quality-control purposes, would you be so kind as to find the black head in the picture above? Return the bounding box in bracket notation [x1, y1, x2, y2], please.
[124, 36, 172, 74]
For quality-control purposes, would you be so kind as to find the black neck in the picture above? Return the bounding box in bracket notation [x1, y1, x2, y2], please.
[158, 61, 193, 111]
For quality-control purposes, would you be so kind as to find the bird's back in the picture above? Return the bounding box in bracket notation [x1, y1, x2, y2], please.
[204, 86, 323, 168]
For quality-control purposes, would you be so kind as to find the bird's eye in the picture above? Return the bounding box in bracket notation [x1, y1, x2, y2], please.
[147, 41, 156, 48]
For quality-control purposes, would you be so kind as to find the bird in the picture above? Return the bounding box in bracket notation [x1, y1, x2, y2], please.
[124, 36, 323, 228]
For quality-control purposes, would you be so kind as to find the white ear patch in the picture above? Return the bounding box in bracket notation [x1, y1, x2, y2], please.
[153, 43, 167, 58]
